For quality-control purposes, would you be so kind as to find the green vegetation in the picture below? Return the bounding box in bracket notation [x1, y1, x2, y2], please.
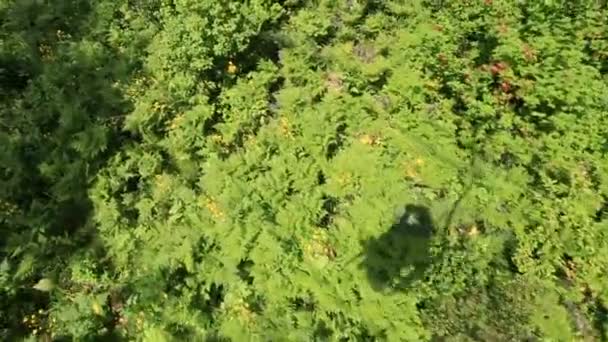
[2, 0, 608, 340]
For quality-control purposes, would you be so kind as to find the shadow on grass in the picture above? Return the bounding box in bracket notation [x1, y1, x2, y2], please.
[362, 204, 435, 292]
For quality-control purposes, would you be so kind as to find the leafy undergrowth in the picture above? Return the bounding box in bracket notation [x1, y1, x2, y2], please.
[2, 0, 608, 340]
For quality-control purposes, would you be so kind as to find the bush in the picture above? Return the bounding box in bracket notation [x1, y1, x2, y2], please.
[1, 0, 608, 340]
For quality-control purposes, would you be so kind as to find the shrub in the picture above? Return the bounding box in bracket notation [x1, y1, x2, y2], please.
[1, 0, 608, 340]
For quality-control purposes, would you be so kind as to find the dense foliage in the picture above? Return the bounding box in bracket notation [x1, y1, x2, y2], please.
[2, 0, 608, 340]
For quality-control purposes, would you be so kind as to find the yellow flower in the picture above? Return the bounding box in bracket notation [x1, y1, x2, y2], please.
[303, 231, 336, 261]
[279, 117, 291, 137]
[210, 134, 224, 143]
[336, 172, 352, 185]
[152, 101, 166, 112]
[136, 318, 144, 329]
[404, 158, 424, 181]
[359, 134, 375, 146]
[203, 198, 224, 219]
[405, 166, 418, 180]
[38, 44, 54, 61]
[227, 61, 238, 74]
[169, 114, 184, 130]
[92, 302, 102, 315]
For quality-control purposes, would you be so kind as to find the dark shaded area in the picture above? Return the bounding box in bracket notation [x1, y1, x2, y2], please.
[0, 1, 133, 340]
[316, 194, 339, 229]
[593, 299, 608, 341]
[0, 57, 31, 93]
[237, 259, 255, 285]
[325, 122, 347, 160]
[290, 290, 316, 312]
[362, 204, 434, 291]
[190, 282, 225, 317]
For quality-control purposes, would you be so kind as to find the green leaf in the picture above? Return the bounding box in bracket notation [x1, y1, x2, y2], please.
[32, 278, 55, 292]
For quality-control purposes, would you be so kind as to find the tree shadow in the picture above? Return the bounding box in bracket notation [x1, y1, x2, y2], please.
[362, 204, 435, 292]
[1, 1, 134, 340]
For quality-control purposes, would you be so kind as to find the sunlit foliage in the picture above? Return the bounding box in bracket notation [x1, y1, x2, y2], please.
[2, 0, 608, 340]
